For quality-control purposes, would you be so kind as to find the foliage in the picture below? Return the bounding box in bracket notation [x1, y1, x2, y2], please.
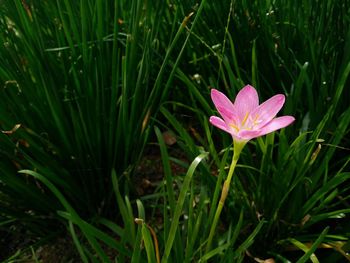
[0, 0, 349, 262]
[0, 0, 196, 232]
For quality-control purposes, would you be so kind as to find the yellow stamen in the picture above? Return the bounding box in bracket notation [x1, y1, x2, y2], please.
[230, 123, 240, 132]
[252, 114, 260, 126]
[241, 112, 249, 126]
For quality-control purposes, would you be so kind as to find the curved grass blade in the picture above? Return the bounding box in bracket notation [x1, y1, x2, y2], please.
[155, 126, 176, 213]
[294, 226, 329, 263]
[161, 152, 208, 263]
[141, 222, 157, 263]
[68, 221, 89, 263]
[231, 220, 265, 260]
[302, 172, 350, 215]
[131, 200, 147, 263]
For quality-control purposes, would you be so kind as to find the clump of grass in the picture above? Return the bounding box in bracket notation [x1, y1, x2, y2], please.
[0, 0, 201, 244]
[0, 0, 349, 262]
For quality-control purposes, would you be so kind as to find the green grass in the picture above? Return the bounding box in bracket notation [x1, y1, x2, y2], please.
[0, 0, 350, 262]
[0, 0, 198, 229]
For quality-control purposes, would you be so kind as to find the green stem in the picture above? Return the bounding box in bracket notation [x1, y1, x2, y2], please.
[205, 140, 245, 253]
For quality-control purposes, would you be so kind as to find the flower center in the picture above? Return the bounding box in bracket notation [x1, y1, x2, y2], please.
[229, 112, 250, 132]
[230, 123, 240, 132]
[251, 114, 261, 126]
[229, 113, 261, 133]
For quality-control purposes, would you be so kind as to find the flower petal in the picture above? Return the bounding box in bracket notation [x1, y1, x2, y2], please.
[238, 116, 294, 140]
[257, 116, 295, 136]
[233, 85, 259, 121]
[210, 116, 245, 141]
[209, 116, 232, 134]
[238, 130, 262, 141]
[251, 94, 285, 129]
[211, 89, 237, 123]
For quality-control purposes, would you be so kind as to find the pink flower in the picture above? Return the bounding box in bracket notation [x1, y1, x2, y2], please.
[210, 85, 295, 142]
